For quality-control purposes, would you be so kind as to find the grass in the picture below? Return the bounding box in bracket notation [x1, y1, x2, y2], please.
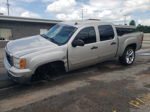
[143, 40, 150, 41]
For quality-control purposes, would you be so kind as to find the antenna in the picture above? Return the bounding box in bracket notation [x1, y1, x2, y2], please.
[6, 0, 10, 15]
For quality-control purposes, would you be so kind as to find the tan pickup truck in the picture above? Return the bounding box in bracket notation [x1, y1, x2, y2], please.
[4, 20, 143, 83]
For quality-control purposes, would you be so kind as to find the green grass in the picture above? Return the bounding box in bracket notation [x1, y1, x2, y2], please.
[143, 40, 150, 41]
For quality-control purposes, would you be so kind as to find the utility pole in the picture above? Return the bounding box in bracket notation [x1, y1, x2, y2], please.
[81, 8, 83, 20]
[6, 0, 10, 16]
[81, 8, 87, 20]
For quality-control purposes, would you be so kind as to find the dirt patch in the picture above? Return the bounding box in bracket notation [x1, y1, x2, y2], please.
[95, 61, 128, 72]
[126, 83, 139, 91]
[134, 74, 150, 89]
[62, 97, 100, 112]
[136, 74, 150, 80]
[136, 67, 150, 76]
[144, 84, 150, 88]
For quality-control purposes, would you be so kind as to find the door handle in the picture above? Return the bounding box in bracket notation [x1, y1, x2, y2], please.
[111, 42, 116, 45]
[91, 46, 98, 49]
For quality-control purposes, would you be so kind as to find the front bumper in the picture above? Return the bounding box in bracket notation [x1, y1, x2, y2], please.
[4, 58, 32, 83]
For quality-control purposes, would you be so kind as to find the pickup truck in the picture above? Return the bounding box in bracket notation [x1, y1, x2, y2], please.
[4, 20, 143, 83]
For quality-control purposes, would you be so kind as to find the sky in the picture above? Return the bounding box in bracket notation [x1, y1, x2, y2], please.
[0, 0, 150, 25]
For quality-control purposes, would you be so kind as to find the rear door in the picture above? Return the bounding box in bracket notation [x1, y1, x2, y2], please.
[68, 26, 99, 70]
[97, 25, 118, 60]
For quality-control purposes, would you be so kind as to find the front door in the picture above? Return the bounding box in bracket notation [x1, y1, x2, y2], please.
[68, 26, 99, 70]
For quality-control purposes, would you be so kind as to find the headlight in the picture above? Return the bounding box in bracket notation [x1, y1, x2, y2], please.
[13, 57, 20, 68]
[13, 57, 26, 69]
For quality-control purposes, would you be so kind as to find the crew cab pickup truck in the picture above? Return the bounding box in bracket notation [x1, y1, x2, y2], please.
[4, 20, 143, 83]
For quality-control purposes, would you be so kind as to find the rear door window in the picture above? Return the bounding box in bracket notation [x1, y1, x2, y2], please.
[98, 25, 114, 41]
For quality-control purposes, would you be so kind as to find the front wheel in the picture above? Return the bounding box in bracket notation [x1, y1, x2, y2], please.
[31, 62, 65, 81]
[119, 47, 135, 65]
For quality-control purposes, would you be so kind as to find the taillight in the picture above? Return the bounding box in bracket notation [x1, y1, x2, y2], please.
[141, 35, 144, 44]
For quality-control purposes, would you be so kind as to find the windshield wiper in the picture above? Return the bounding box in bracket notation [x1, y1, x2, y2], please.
[41, 34, 59, 45]
[40, 34, 49, 39]
[49, 38, 61, 45]
[49, 38, 55, 43]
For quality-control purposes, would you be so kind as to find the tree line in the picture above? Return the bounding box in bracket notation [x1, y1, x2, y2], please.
[136, 24, 150, 33]
[129, 20, 150, 33]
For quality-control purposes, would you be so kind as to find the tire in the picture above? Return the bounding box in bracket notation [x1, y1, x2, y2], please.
[119, 47, 135, 65]
[31, 64, 51, 81]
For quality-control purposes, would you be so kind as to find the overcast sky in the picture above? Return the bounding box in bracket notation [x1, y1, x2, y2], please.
[0, 0, 150, 25]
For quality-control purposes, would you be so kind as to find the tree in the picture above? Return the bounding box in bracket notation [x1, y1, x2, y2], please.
[136, 24, 150, 33]
[129, 20, 136, 26]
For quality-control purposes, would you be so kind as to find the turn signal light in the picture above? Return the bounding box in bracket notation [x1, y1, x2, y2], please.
[20, 59, 26, 69]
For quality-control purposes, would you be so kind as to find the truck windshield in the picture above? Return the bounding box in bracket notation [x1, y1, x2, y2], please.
[42, 24, 77, 45]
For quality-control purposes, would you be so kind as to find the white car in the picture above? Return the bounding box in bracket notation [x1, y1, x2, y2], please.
[4, 20, 143, 83]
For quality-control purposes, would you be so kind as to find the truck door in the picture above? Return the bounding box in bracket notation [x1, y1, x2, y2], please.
[68, 26, 99, 70]
[97, 25, 118, 60]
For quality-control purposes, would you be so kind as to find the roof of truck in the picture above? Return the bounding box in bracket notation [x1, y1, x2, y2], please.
[61, 19, 113, 28]
[61, 20, 137, 29]
[115, 25, 136, 29]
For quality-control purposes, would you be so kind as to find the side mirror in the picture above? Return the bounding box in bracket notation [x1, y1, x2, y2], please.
[72, 39, 85, 47]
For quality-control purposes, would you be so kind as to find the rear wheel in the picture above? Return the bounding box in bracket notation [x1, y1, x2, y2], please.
[119, 47, 135, 65]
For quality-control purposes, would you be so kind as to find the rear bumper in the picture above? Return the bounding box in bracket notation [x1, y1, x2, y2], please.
[4, 58, 32, 83]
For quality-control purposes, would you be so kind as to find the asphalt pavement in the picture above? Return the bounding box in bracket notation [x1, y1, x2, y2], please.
[0, 50, 150, 112]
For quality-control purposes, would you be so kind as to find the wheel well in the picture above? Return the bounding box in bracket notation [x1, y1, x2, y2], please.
[35, 61, 66, 73]
[32, 61, 66, 80]
[126, 43, 137, 50]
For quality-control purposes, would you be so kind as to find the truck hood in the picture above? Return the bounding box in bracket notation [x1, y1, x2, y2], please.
[6, 35, 58, 57]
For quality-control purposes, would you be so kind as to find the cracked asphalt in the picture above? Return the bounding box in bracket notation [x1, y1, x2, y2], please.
[0, 38, 149, 112]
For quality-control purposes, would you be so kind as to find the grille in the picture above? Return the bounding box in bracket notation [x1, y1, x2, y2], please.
[6, 52, 13, 66]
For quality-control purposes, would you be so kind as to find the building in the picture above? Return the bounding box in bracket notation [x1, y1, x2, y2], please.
[0, 15, 61, 41]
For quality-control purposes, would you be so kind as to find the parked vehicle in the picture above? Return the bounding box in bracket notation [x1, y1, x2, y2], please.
[4, 20, 143, 83]
[0, 37, 5, 40]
